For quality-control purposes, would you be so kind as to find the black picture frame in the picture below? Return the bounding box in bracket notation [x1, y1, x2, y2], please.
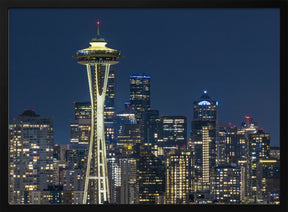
[1, 0, 287, 212]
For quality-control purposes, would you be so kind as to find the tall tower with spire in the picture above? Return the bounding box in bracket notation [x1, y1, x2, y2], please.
[73, 21, 122, 204]
[190, 90, 218, 191]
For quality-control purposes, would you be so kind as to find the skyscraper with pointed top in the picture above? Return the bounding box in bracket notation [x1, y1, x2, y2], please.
[190, 90, 218, 191]
[73, 21, 122, 204]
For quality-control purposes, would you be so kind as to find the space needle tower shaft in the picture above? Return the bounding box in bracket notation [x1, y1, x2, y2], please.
[73, 21, 122, 204]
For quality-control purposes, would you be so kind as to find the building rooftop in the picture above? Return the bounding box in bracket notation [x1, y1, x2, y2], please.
[20, 109, 40, 117]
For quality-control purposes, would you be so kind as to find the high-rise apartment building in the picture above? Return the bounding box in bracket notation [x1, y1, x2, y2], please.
[216, 123, 238, 166]
[257, 159, 280, 203]
[119, 157, 138, 204]
[9, 110, 54, 204]
[212, 165, 241, 204]
[235, 116, 277, 203]
[247, 128, 271, 202]
[107, 153, 138, 204]
[165, 150, 192, 204]
[107, 154, 121, 204]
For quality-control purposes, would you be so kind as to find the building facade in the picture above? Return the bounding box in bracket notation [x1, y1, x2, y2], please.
[165, 150, 192, 204]
[9, 110, 54, 204]
[129, 74, 151, 122]
[190, 91, 218, 190]
[212, 166, 241, 204]
[159, 116, 187, 148]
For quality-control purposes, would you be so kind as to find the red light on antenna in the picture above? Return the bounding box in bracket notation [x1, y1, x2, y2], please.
[97, 21, 100, 25]
[245, 116, 251, 120]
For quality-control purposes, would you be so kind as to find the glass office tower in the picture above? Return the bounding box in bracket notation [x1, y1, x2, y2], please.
[129, 74, 151, 122]
[159, 116, 187, 148]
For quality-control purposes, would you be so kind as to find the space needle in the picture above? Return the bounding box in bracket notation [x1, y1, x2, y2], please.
[73, 21, 122, 204]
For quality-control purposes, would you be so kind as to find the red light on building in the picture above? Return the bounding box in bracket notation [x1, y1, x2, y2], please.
[97, 21, 100, 25]
[245, 116, 251, 120]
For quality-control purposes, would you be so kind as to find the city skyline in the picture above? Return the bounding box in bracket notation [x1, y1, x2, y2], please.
[9, 8, 280, 147]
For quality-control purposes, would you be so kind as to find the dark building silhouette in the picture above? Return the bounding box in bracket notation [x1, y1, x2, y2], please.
[134, 144, 165, 204]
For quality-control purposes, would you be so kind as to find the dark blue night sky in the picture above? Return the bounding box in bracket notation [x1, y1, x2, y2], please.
[9, 8, 280, 146]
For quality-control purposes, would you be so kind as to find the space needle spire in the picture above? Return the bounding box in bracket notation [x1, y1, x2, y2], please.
[97, 20, 100, 38]
[73, 22, 122, 204]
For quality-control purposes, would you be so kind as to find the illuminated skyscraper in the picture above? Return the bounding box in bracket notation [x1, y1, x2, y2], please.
[247, 127, 271, 202]
[212, 165, 241, 204]
[8, 110, 54, 204]
[257, 159, 279, 203]
[70, 102, 91, 147]
[216, 123, 238, 166]
[129, 74, 151, 122]
[190, 90, 218, 190]
[107, 154, 121, 204]
[165, 150, 192, 204]
[73, 22, 122, 204]
[119, 157, 138, 204]
[102, 67, 117, 146]
[159, 116, 187, 148]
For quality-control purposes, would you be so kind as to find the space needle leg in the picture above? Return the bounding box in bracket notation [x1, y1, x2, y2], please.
[83, 64, 95, 204]
[95, 63, 110, 203]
